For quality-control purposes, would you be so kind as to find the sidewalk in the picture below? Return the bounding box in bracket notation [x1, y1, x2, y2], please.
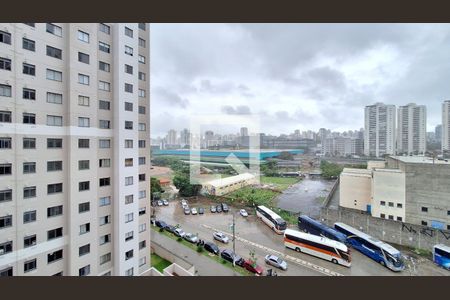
[151, 231, 243, 276]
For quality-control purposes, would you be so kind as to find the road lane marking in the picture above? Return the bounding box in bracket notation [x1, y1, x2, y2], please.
[202, 224, 344, 276]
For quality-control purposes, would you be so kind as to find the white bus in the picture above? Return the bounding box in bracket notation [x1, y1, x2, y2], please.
[284, 228, 351, 267]
[256, 205, 287, 234]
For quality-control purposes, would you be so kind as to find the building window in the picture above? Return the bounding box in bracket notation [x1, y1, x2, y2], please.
[125, 121, 133, 129]
[421, 207, 428, 213]
[139, 207, 146, 215]
[79, 244, 90, 256]
[99, 61, 110, 72]
[138, 89, 145, 98]
[47, 160, 62, 172]
[47, 115, 63, 126]
[139, 240, 146, 250]
[125, 83, 133, 93]
[48, 249, 63, 263]
[0, 84, 12, 97]
[139, 174, 146, 182]
[397, 216, 403, 222]
[99, 23, 110, 34]
[139, 72, 146, 81]
[125, 102, 133, 111]
[79, 265, 90, 276]
[139, 190, 146, 199]
[78, 117, 90, 127]
[47, 92, 62, 104]
[99, 100, 110, 110]
[421, 220, 428, 226]
[397, 203, 403, 208]
[78, 160, 90, 170]
[47, 205, 63, 217]
[23, 186, 36, 199]
[139, 23, 146, 30]
[125, 231, 133, 242]
[125, 195, 133, 204]
[99, 158, 111, 168]
[125, 64, 133, 74]
[380, 201, 385, 206]
[125, 158, 133, 167]
[23, 211, 36, 224]
[47, 227, 63, 240]
[139, 38, 146, 48]
[125, 27, 133, 38]
[125, 250, 134, 260]
[98, 81, 110, 91]
[23, 162, 36, 174]
[78, 95, 90, 107]
[80, 223, 90, 235]
[46, 69, 62, 81]
[99, 177, 111, 187]
[0, 215, 13, 229]
[46, 45, 62, 59]
[125, 268, 134, 276]
[46, 23, 62, 36]
[23, 63, 36, 76]
[448, 210, 450, 216]
[388, 202, 394, 207]
[138, 55, 145, 64]
[0, 111, 12, 122]
[125, 213, 133, 223]
[79, 181, 90, 191]
[125, 139, 133, 148]
[139, 223, 146, 233]
[78, 30, 89, 43]
[0, 137, 12, 149]
[139, 157, 146, 165]
[100, 234, 111, 245]
[78, 74, 90, 85]
[99, 196, 111, 207]
[0, 267, 13, 276]
[99, 120, 111, 129]
[0, 189, 12, 203]
[0, 163, 12, 175]
[139, 106, 146, 114]
[78, 52, 90, 64]
[99, 139, 111, 148]
[47, 138, 62, 148]
[380, 213, 385, 219]
[139, 257, 146, 267]
[388, 215, 394, 220]
[99, 215, 111, 226]
[99, 41, 110, 53]
[23, 88, 36, 100]
[139, 140, 146, 148]
[100, 253, 111, 265]
[47, 183, 63, 194]
[22, 38, 35, 51]
[23, 138, 36, 149]
[24, 259, 37, 273]
[78, 139, 89, 148]
[23, 113, 36, 124]
[24, 235, 36, 248]
[0, 57, 11, 71]
[125, 176, 133, 186]
[0, 31, 12, 45]
[125, 45, 133, 56]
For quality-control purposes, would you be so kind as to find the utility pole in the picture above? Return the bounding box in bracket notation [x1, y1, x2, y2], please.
[232, 212, 236, 267]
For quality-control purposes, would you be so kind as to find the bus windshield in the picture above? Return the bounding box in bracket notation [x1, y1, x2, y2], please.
[385, 251, 403, 267]
[276, 218, 287, 230]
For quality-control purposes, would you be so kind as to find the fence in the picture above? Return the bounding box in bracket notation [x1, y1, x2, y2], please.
[319, 207, 450, 251]
[321, 178, 339, 208]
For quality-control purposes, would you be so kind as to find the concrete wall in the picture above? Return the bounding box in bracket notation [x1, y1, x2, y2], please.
[150, 240, 195, 273]
[339, 169, 372, 211]
[320, 207, 450, 251]
[372, 169, 405, 221]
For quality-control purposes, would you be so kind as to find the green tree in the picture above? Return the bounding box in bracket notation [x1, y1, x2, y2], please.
[261, 160, 279, 177]
[320, 160, 344, 179]
[150, 177, 163, 200]
[173, 173, 202, 197]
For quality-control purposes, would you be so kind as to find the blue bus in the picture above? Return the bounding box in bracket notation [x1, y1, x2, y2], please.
[334, 222, 404, 272]
[433, 244, 450, 270]
[298, 215, 347, 243]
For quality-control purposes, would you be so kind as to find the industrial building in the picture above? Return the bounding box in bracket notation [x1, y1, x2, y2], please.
[201, 173, 257, 196]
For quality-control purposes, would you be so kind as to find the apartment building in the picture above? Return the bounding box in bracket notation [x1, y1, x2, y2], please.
[443, 100, 450, 152]
[396, 103, 426, 155]
[0, 23, 151, 276]
[364, 102, 396, 157]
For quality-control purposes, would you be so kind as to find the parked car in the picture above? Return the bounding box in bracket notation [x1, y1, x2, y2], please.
[184, 207, 191, 215]
[221, 249, 245, 266]
[213, 231, 229, 244]
[221, 203, 229, 212]
[243, 260, 264, 276]
[165, 225, 177, 234]
[210, 205, 217, 213]
[157, 200, 163, 206]
[264, 254, 288, 270]
[162, 199, 169, 206]
[240, 209, 248, 217]
[155, 220, 167, 228]
[204, 242, 220, 255]
[216, 205, 222, 213]
[198, 207, 205, 215]
[181, 199, 188, 206]
[174, 228, 186, 238]
[184, 233, 198, 244]
[191, 207, 198, 215]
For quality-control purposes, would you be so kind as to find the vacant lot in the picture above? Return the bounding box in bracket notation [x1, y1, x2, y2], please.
[260, 176, 301, 191]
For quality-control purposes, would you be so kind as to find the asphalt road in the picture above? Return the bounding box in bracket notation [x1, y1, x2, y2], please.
[152, 199, 449, 276]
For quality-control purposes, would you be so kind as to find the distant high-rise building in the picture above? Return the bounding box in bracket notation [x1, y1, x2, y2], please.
[396, 103, 426, 155]
[435, 124, 442, 143]
[240, 127, 248, 137]
[179, 128, 190, 146]
[364, 102, 396, 157]
[166, 129, 178, 145]
[443, 101, 450, 152]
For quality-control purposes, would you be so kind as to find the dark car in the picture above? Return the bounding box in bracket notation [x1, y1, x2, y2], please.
[198, 207, 205, 215]
[155, 220, 167, 228]
[216, 205, 222, 213]
[221, 249, 245, 266]
[221, 203, 229, 212]
[204, 242, 220, 255]
[164, 225, 177, 234]
[243, 260, 264, 276]
[210, 205, 217, 213]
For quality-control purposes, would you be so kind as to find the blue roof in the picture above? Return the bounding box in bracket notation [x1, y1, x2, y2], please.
[153, 149, 303, 160]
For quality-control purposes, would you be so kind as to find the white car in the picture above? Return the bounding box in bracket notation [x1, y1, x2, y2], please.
[183, 233, 198, 243]
[240, 209, 248, 217]
[181, 199, 188, 206]
[191, 207, 198, 215]
[162, 199, 169, 206]
[174, 228, 185, 238]
[265, 254, 288, 270]
[213, 231, 229, 244]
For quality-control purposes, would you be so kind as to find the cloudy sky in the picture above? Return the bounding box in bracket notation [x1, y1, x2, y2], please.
[150, 24, 450, 138]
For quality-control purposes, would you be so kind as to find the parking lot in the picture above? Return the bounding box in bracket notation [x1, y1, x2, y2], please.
[152, 197, 449, 276]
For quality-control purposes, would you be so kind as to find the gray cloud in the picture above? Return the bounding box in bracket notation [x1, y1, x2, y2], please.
[153, 86, 189, 108]
[221, 105, 251, 115]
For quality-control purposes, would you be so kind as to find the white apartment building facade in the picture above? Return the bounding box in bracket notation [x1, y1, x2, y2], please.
[396, 103, 426, 155]
[364, 102, 396, 157]
[443, 100, 450, 152]
[0, 23, 151, 276]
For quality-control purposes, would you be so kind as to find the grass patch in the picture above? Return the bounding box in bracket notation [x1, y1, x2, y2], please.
[151, 253, 172, 273]
[260, 176, 301, 191]
[225, 187, 278, 207]
[412, 248, 432, 258]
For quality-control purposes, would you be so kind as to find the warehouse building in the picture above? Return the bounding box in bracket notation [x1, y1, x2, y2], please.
[201, 173, 257, 196]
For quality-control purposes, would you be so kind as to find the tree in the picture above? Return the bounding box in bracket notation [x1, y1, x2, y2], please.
[261, 160, 279, 177]
[173, 173, 202, 197]
[150, 177, 163, 200]
[320, 160, 344, 179]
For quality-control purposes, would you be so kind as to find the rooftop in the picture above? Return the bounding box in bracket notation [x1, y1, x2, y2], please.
[390, 156, 450, 165]
[205, 173, 256, 187]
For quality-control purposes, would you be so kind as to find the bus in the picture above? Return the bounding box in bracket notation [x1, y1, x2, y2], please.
[334, 222, 404, 272]
[284, 228, 351, 267]
[433, 244, 450, 270]
[256, 205, 287, 234]
[298, 215, 347, 243]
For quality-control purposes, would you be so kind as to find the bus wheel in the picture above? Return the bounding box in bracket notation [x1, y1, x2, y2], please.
[295, 247, 301, 252]
[331, 259, 338, 264]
